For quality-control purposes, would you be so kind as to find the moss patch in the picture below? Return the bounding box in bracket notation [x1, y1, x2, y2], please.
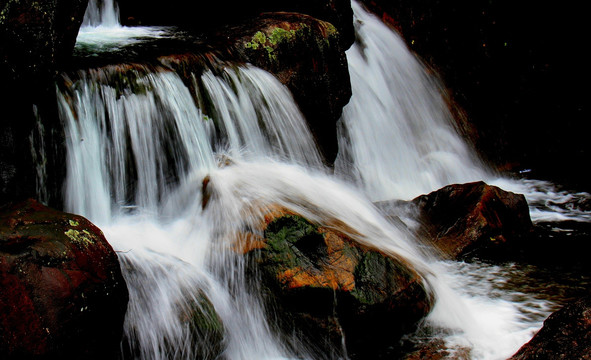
[64, 228, 95, 247]
[263, 214, 324, 269]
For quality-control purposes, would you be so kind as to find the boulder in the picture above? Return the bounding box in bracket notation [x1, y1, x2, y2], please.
[510, 296, 591, 360]
[227, 13, 351, 162]
[0, 199, 128, 359]
[238, 207, 432, 358]
[411, 181, 533, 259]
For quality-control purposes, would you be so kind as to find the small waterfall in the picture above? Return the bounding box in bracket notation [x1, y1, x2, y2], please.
[335, 1, 489, 202]
[338, 1, 591, 222]
[82, 0, 121, 27]
[76, 0, 170, 51]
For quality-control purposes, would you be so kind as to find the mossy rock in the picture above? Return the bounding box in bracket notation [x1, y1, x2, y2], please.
[241, 209, 432, 358]
[182, 292, 225, 360]
[0, 199, 128, 359]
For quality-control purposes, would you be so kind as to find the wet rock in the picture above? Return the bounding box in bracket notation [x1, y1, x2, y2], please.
[403, 338, 471, 360]
[227, 13, 351, 162]
[0, 199, 128, 359]
[510, 296, 591, 360]
[239, 207, 432, 358]
[411, 181, 533, 260]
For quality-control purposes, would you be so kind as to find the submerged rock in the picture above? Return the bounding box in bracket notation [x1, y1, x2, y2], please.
[238, 207, 432, 358]
[0, 199, 128, 359]
[510, 296, 591, 360]
[411, 181, 533, 260]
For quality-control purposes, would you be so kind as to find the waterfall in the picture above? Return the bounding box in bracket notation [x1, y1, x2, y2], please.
[82, 0, 121, 27]
[54, 0, 591, 359]
[57, 61, 333, 359]
[335, 2, 489, 202]
[338, 1, 591, 222]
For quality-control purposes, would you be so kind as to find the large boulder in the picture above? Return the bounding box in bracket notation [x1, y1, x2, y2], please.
[0, 199, 128, 359]
[410, 181, 533, 259]
[238, 207, 432, 358]
[510, 296, 591, 360]
[227, 13, 351, 162]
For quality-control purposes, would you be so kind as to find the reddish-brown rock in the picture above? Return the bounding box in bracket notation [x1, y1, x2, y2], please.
[0, 199, 128, 359]
[510, 296, 591, 360]
[411, 181, 533, 259]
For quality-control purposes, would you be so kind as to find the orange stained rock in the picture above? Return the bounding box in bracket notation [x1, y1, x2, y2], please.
[276, 228, 357, 292]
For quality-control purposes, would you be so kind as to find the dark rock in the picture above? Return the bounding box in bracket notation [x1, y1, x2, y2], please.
[0, 199, 128, 359]
[510, 296, 591, 360]
[226, 13, 351, 162]
[1, 0, 79, 205]
[411, 181, 533, 260]
[238, 207, 432, 358]
[0, 0, 88, 83]
[403, 338, 470, 360]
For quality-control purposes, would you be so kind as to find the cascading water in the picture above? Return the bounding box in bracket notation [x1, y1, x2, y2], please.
[82, 0, 120, 27]
[335, 1, 489, 202]
[337, 1, 591, 224]
[54, 0, 591, 359]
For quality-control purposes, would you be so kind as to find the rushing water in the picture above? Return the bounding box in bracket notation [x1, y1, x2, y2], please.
[53, 0, 591, 359]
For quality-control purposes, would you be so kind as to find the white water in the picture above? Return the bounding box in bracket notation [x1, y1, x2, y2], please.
[77, 0, 171, 51]
[82, 0, 120, 27]
[335, 2, 489, 202]
[58, 0, 591, 359]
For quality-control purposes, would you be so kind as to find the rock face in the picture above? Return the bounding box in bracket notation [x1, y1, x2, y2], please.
[411, 181, 533, 259]
[1, 0, 82, 205]
[510, 296, 591, 360]
[227, 13, 351, 162]
[0, 0, 88, 83]
[0, 199, 128, 359]
[239, 208, 432, 358]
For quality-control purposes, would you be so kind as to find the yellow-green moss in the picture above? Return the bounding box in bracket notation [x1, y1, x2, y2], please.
[64, 229, 95, 247]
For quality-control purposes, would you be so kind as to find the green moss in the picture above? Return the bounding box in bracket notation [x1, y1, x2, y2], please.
[263, 215, 323, 268]
[268, 28, 296, 45]
[244, 26, 314, 62]
[64, 229, 95, 247]
[245, 31, 267, 50]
